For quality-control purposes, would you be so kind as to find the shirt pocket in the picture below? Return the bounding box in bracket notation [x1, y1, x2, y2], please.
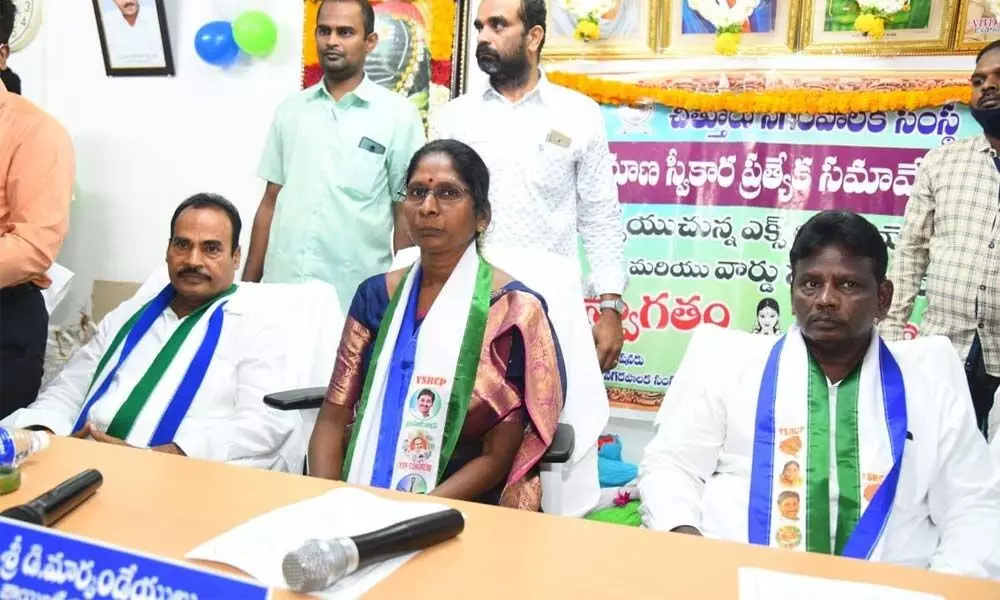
[344, 144, 389, 201]
[529, 141, 577, 207]
[889, 439, 926, 514]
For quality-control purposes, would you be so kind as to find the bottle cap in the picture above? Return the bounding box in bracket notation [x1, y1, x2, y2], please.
[0, 467, 21, 496]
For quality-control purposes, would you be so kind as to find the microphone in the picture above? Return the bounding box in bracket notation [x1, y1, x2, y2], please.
[282, 507, 465, 592]
[0, 469, 103, 527]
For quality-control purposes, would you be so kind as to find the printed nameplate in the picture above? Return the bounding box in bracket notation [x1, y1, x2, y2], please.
[0, 517, 269, 599]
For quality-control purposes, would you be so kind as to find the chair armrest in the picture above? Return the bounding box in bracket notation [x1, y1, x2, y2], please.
[541, 423, 574, 464]
[263, 387, 327, 411]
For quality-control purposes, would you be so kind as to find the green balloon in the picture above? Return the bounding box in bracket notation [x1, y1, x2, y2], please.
[232, 11, 278, 57]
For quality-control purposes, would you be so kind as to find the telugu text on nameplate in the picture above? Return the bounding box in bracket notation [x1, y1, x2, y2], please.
[0, 517, 269, 599]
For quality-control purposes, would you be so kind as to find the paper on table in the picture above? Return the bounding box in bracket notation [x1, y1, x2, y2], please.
[739, 567, 945, 600]
[186, 487, 454, 599]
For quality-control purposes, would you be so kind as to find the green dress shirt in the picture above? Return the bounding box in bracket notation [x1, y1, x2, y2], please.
[257, 76, 425, 309]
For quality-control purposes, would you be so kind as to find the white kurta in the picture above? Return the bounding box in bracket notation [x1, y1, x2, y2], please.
[639, 325, 1000, 578]
[3, 287, 301, 472]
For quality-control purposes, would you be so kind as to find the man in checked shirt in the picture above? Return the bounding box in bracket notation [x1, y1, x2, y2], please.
[883, 40, 1000, 435]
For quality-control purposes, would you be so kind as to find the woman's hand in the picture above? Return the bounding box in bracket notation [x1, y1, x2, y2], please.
[307, 402, 352, 480]
[430, 416, 525, 502]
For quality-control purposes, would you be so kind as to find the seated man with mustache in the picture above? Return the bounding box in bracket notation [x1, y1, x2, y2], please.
[639, 211, 1000, 578]
[2, 194, 301, 472]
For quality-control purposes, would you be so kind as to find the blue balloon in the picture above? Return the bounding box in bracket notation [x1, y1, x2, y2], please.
[195, 21, 240, 66]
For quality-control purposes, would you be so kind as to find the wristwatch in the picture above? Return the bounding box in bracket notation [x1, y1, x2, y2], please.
[599, 298, 626, 315]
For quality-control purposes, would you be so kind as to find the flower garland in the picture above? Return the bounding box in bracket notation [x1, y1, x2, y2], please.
[687, 0, 761, 56]
[428, 0, 455, 87]
[854, 0, 908, 40]
[545, 72, 970, 115]
[558, 0, 617, 41]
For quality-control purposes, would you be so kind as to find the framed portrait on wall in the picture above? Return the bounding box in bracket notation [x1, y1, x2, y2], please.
[92, 0, 174, 76]
[542, 0, 660, 59]
[954, 0, 1000, 52]
[303, 0, 442, 122]
[799, 0, 957, 55]
[660, 0, 799, 55]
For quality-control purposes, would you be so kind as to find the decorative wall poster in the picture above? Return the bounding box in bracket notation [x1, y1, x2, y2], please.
[799, 0, 957, 55]
[955, 0, 1000, 52]
[545, 0, 659, 58]
[661, 0, 799, 56]
[301, 0, 456, 120]
[593, 102, 972, 417]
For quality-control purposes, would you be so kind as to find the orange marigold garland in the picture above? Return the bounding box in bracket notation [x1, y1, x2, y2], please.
[546, 72, 971, 115]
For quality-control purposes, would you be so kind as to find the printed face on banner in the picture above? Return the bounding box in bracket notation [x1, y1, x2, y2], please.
[595, 102, 961, 418]
[777, 491, 800, 520]
[409, 388, 442, 420]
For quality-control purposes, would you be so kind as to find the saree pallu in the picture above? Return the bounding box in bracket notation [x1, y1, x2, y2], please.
[326, 274, 566, 510]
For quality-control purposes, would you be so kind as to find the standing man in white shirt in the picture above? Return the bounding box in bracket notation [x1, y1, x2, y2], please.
[3, 194, 302, 472]
[430, 0, 626, 373]
[102, 0, 167, 70]
[639, 211, 1000, 578]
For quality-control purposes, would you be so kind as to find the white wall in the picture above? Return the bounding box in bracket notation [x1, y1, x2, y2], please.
[10, 0, 305, 325]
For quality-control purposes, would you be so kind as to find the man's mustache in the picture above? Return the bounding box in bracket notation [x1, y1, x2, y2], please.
[475, 44, 499, 60]
[178, 268, 210, 280]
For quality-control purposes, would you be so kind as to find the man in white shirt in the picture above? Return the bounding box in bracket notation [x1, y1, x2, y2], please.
[3, 194, 301, 472]
[102, 0, 166, 69]
[430, 0, 626, 372]
[639, 211, 1000, 578]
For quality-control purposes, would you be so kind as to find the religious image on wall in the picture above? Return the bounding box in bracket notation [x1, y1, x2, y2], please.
[543, 0, 658, 57]
[588, 100, 962, 416]
[955, 0, 1000, 51]
[680, 0, 776, 34]
[799, 0, 956, 54]
[302, 0, 454, 121]
[662, 0, 797, 55]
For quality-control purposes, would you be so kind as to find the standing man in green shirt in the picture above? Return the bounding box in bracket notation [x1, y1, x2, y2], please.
[243, 0, 425, 310]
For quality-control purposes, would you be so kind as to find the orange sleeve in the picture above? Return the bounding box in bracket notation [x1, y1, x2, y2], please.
[0, 110, 74, 288]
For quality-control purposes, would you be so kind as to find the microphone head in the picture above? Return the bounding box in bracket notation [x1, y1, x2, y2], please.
[282, 539, 350, 593]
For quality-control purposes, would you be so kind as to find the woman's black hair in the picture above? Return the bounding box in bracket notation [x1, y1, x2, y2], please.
[404, 139, 492, 229]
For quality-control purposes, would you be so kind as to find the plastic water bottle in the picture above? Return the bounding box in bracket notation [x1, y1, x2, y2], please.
[0, 427, 49, 468]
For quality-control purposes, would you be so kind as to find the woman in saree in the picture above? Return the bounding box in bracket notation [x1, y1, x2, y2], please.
[308, 139, 566, 510]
